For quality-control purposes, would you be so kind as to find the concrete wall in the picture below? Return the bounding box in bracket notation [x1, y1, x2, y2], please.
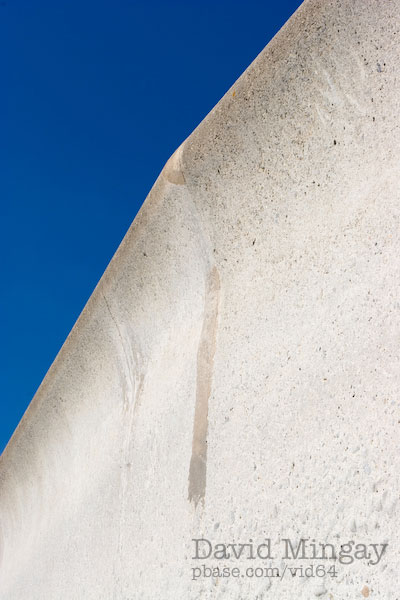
[1, 1, 399, 597]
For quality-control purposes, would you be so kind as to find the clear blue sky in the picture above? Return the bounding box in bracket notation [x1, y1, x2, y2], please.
[0, 0, 303, 453]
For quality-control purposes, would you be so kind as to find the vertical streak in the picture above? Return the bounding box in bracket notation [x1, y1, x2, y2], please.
[188, 266, 220, 507]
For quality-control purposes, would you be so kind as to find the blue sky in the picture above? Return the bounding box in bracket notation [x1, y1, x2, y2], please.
[0, 0, 303, 453]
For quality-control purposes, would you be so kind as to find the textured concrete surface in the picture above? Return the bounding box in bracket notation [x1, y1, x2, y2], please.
[1, 0, 400, 597]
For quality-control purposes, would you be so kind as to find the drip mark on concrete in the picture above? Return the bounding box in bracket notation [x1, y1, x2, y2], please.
[162, 144, 185, 185]
[102, 293, 132, 385]
[188, 266, 220, 507]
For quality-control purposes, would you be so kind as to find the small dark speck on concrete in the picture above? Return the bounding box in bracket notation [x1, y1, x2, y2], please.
[333, 140, 337, 145]
[252, 239, 256, 245]
[143, 252, 147, 257]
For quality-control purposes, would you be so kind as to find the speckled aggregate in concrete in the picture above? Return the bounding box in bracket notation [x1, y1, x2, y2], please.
[1, 0, 399, 598]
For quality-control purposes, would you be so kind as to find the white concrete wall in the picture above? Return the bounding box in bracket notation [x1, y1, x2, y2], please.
[1, 1, 399, 597]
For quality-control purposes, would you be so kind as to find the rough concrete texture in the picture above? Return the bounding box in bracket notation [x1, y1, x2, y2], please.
[1, 0, 400, 597]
